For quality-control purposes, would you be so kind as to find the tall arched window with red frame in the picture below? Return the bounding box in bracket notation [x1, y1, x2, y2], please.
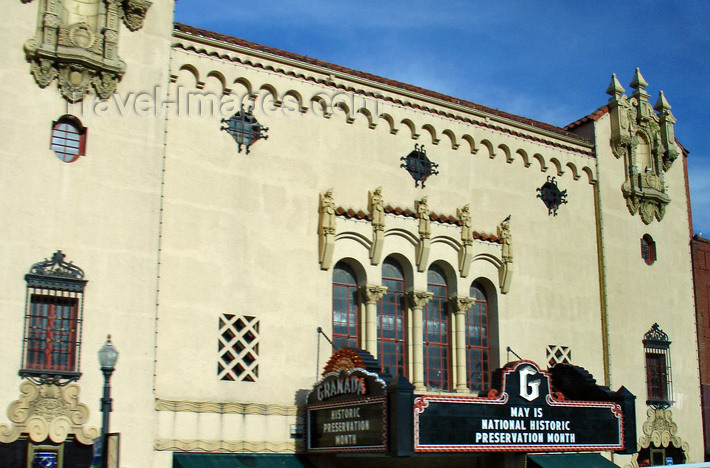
[332, 262, 359, 350]
[467, 282, 491, 392]
[378, 257, 406, 377]
[424, 264, 450, 391]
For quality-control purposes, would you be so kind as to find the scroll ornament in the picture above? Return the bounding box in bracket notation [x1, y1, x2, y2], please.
[0, 381, 99, 444]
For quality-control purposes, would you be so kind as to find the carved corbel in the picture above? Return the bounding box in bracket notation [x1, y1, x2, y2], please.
[318, 189, 336, 270]
[499, 261, 513, 294]
[368, 187, 385, 265]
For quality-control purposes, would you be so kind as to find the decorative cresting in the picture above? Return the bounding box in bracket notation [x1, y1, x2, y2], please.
[26, 250, 86, 290]
[368, 187, 385, 265]
[625, 408, 689, 468]
[400, 144, 439, 188]
[318, 189, 336, 270]
[607, 68, 678, 224]
[23, 0, 152, 102]
[536, 176, 568, 216]
[0, 381, 99, 444]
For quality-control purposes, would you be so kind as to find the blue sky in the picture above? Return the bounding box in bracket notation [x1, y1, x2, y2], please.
[175, 1, 710, 235]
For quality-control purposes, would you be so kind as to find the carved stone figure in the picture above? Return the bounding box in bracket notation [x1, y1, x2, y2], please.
[498, 217, 513, 263]
[319, 189, 336, 236]
[416, 196, 431, 238]
[457, 204, 472, 245]
[369, 187, 385, 231]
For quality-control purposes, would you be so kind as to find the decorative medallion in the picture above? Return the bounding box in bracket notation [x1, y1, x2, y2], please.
[536, 176, 568, 216]
[23, 0, 152, 102]
[400, 144, 439, 188]
[220, 105, 269, 154]
[25, 250, 87, 292]
[607, 69, 677, 224]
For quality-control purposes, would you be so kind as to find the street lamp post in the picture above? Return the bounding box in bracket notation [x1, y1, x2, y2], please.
[98, 335, 118, 468]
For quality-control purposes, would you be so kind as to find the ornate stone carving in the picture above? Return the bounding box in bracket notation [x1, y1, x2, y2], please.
[0, 381, 99, 445]
[368, 187, 385, 231]
[361, 285, 387, 304]
[607, 69, 676, 224]
[625, 408, 689, 468]
[368, 187, 385, 264]
[121, 0, 152, 31]
[415, 197, 431, 272]
[407, 290, 434, 310]
[23, 0, 151, 101]
[318, 189, 336, 270]
[497, 216, 513, 264]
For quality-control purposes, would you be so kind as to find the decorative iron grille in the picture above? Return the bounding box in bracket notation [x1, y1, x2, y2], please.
[220, 105, 268, 154]
[536, 176, 568, 216]
[400, 144, 439, 188]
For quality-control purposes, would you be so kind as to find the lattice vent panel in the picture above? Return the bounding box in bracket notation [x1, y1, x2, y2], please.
[546, 345, 571, 367]
[218, 314, 259, 382]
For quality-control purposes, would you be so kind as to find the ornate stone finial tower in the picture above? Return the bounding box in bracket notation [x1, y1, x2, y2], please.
[607, 68, 678, 224]
[23, 0, 152, 102]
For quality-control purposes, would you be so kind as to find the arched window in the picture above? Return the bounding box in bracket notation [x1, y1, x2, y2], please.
[641, 234, 656, 265]
[378, 257, 406, 377]
[424, 265, 449, 391]
[467, 282, 491, 392]
[332, 262, 359, 350]
[50, 115, 87, 163]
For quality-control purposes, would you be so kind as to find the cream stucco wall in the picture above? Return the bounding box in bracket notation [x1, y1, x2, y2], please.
[0, 1, 175, 467]
[0, 5, 702, 467]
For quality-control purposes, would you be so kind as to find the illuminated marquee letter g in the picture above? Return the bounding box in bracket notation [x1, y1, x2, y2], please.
[519, 366, 541, 402]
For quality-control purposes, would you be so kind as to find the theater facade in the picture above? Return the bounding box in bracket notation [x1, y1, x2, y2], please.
[0, 1, 703, 467]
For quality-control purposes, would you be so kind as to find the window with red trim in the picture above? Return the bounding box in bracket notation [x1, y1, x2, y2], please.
[21, 251, 86, 383]
[25, 295, 78, 372]
[643, 323, 673, 407]
[424, 265, 449, 391]
[332, 262, 359, 350]
[378, 257, 406, 377]
[50, 116, 87, 163]
[467, 283, 491, 392]
[641, 234, 656, 265]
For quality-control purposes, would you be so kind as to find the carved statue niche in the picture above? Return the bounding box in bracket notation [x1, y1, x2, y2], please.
[607, 69, 678, 224]
[23, 0, 153, 102]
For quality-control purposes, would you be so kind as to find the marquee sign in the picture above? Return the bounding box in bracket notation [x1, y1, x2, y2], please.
[306, 349, 389, 453]
[414, 361, 625, 453]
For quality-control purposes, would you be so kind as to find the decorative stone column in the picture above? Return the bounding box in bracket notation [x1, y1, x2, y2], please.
[408, 290, 433, 392]
[452, 297, 475, 393]
[360, 285, 388, 358]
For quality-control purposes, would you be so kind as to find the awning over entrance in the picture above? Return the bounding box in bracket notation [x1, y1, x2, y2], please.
[173, 453, 315, 468]
[528, 453, 620, 468]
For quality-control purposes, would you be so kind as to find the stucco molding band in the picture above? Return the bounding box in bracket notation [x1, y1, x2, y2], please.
[154, 399, 298, 416]
[154, 438, 296, 453]
[0, 381, 99, 445]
